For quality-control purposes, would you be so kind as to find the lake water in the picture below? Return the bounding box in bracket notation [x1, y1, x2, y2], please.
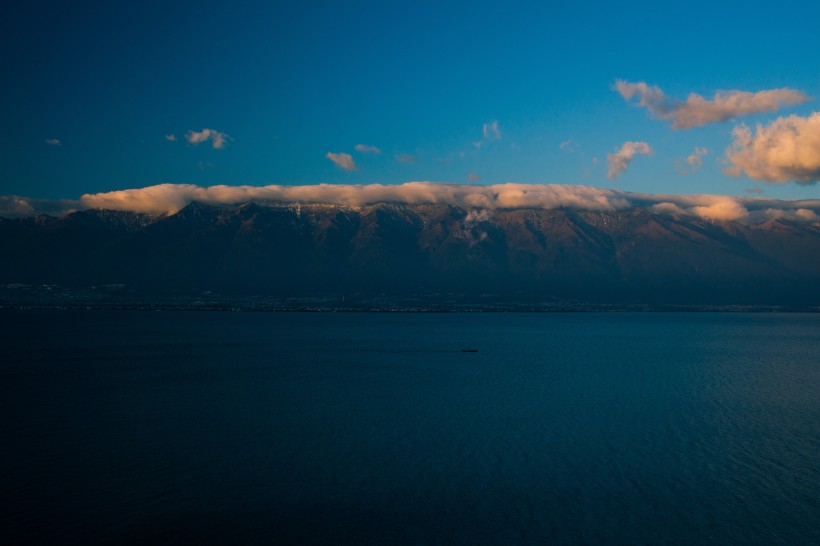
[1, 311, 818, 544]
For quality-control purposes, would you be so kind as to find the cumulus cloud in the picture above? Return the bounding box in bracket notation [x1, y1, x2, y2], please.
[607, 141, 652, 180]
[724, 112, 820, 184]
[165, 134, 177, 142]
[4, 183, 819, 226]
[326, 152, 357, 171]
[354, 144, 381, 154]
[614, 80, 809, 129]
[45, 138, 61, 146]
[185, 128, 229, 149]
[395, 153, 416, 163]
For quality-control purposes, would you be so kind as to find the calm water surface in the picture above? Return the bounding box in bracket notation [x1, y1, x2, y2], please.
[1, 311, 818, 544]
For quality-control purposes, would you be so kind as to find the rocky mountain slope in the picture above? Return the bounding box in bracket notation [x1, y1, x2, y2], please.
[2, 201, 820, 305]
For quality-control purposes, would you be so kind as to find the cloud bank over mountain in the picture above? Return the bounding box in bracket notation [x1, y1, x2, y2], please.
[2, 183, 819, 225]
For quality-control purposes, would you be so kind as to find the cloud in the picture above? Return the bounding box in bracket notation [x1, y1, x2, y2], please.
[4, 183, 819, 226]
[165, 134, 177, 142]
[185, 128, 229, 149]
[395, 153, 416, 163]
[687, 147, 708, 169]
[745, 186, 764, 194]
[467, 172, 480, 181]
[475, 121, 502, 149]
[483, 121, 501, 141]
[0, 195, 80, 217]
[724, 112, 820, 184]
[607, 141, 652, 180]
[559, 139, 578, 152]
[326, 152, 357, 171]
[354, 144, 381, 154]
[614, 80, 809, 129]
[45, 138, 61, 146]
[677, 146, 708, 175]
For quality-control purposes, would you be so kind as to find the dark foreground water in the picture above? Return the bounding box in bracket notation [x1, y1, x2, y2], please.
[1, 311, 818, 545]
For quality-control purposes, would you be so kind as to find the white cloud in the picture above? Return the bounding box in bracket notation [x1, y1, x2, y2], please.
[468, 172, 480, 181]
[615, 80, 809, 129]
[326, 152, 357, 171]
[185, 128, 229, 149]
[354, 144, 381, 154]
[483, 120, 501, 141]
[474, 121, 502, 149]
[395, 153, 416, 163]
[559, 139, 578, 152]
[724, 112, 820, 184]
[165, 134, 177, 142]
[45, 138, 61, 146]
[607, 141, 652, 180]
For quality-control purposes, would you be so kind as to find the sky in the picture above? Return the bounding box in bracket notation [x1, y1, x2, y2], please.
[2, 0, 820, 205]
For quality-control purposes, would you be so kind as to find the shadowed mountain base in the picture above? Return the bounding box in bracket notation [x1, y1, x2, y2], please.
[2, 202, 820, 307]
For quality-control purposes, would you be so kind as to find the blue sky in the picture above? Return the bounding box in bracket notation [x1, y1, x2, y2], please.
[2, 0, 819, 201]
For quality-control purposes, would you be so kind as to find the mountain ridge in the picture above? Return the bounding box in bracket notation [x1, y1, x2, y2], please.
[2, 201, 820, 306]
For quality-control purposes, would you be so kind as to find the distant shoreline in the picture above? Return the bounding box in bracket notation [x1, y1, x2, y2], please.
[2, 303, 818, 313]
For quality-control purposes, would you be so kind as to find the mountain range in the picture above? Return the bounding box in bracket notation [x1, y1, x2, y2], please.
[2, 201, 820, 307]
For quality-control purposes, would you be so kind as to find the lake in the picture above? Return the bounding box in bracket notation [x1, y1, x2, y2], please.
[1, 311, 818, 544]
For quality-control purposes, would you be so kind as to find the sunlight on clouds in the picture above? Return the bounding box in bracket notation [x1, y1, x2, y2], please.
[59, 182, 819, 226]
[724, 112, 820, 184]
[185, 128, 229, 149]
[615, 80, 809, 129]
[4, 182, 819, 225]
[326, 152, 358, 171]
[677, 147, 708, 175]
[607, 141, 652, 180]
[687, 147, 708, 170]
